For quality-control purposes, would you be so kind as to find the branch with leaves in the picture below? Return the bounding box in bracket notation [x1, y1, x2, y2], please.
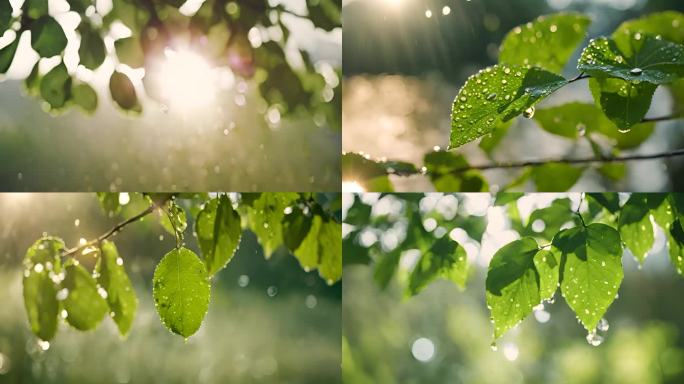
[0, 0, 341, 128]
[343, 11, 684, 192]
[21, 192, 342, 344]
[343, 193, 684, 347]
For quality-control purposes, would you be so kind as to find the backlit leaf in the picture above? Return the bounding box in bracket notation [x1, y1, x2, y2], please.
[31, 16, 68, 57]
[196, 195, 242, 277]
[61, 263, 108, 331]
[407, 237, 468, 296]
[618, 194, 654, 263]
[98, 241, 138, 337]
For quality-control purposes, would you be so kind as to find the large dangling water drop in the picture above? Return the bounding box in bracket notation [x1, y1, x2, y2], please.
[597, 318, 609, 332]
[586, 331, 604, 347]
[490, 341, 498, 351]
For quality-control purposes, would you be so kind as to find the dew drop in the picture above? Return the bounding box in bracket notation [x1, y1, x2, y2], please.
[490, 341, 498, 351]
[586, 331, 604, 346]
[37, 340, 50, 351]
[597, 318, 609, 332]
[523, 106, 535, 119]
[630, 67, 643, 76]
[576, 123, 586, 136]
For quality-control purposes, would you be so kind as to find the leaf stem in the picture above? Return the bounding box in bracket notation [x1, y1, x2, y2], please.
[568, 73, 590, 83]
[642, 114, 682, 123]
[61, 198, 168, 258]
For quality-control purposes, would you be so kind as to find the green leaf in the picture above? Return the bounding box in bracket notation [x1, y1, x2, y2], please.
[618, 194, 654, 263]
[587, 193, 620, 213]
[159, 200, 187, 238]
[97, 192, 121, 215]
[499, 13, 591, 73]
[0, 2, 12, 32]
[647, 194, 674, 231]
[423, 151, 488, 192]
[525, 198, 575, 240]
[485, 238, 542, 339]
[72, 82, 98, 113]
[373, 249, 402, 289]
[450, 65, 567, 148]
[668, 219, 684, 276]
[67, 0, 91, 13]
[534, 249, 560, 301]
[97, 241, 137, 337]
[407, 237, 468, 296]
[31, 16, 68, 57]
[153, 248, 210, 338]
[479, 120, 512, 154]
[109, 70, 141, 111]
[61, 263, 108, 331]
[22, 237, 64, 341]
[341, 153, 394, 192]
[115, 36, 145, 68]
[40, 63, 71, 109]
[294, 215, 323, 271]
[282, 208, 313, 251]
[531, 163, 583, 192]
[578, 36, 684, 85]
[598, 163, 627, 181]
[612, 11, 684, 56]
[344, 195, 371, 226]
[553, 223, 623, 331]
[247, 193, 299, 257]
[306, 0, 340, 32]
[78, 23, 106, 70]
[535, 102, 656, 147]
[317, 219, 342, 284]
[494, 193, 523, 206]
[588, 77, 657, 131]
[0, 38, 19, 74]
[196, 196, 242, 277]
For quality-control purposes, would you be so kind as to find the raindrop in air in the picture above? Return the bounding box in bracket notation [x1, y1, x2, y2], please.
[523, 106, 535, 119]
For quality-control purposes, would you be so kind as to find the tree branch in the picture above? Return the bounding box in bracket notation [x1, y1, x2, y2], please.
[61, 201, 162, 258]
[389, 148, 684, 177]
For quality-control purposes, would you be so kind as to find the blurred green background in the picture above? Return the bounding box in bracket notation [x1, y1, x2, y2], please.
[0, 193, 341, 383]
[342, 193, 684, 384]
[342, 0, 684, 191]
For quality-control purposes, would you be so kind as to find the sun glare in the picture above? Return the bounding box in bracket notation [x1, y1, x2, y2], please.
[342, 181, 366, 193]
[158, 49, 218, 111]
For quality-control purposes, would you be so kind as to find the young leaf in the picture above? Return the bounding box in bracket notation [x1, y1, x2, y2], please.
[317, 219, 342, 284]
[450, 65, 567, 148]
[534, 249, 560, 301]
[61, 263, 109, 331]
[282, 208, 313, 251]
[553, 223, 623, 331]
[159, 200, 187, 238]
[31, 16, 68, 57]
[153, 248, 210, 338]
[531, 163, 583, 192]
[97, 241, 138, 337]
[588, 77, 657, 130]
[485, 238, 542, 340]
[618, 194, 654, 263]
[578, 36, 684, 85]
[196, 196, 242, 277]
[22, 237, 64, 341]
[40, 63, 72, 109]
[407, 237, 468, 296]
[72, 82, 98, 113]
[0, 38, 19, 74]
[78, 23, 106, 70]
[499, 13, 591, 73]
[247, 193, 299, 257]
[109, 71, 141, 112]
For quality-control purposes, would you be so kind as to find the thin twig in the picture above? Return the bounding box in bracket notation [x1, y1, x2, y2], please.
[568, 73, 590, 83]
[642, 114, 682, 123]
[61, 201, 162, 258]
[389, 148, 684, 177]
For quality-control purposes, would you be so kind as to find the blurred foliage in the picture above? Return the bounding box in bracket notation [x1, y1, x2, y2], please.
[343, 193, 684, 344]
[0, 0, 340, 129]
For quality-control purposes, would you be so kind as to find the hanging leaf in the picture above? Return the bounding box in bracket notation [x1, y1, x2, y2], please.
[486, 238, 542, 340]
[618, 194, 654, 263]
[31, 16, 68, 57]
[61, 263, 109, 331]
[72, 82, 98, 113]
[450, 65, 568, 148]
[588, 77, 657, 131]
[153, 248, 210, 338]
[534, 249, 560, 301]
[283, 208, 313, 252]
[78, 23, 106, 70]
[553, 223, 623, 331]
[196, 195, 242, 277]
[499, 13, 591, 73]
[407, 237, 468, 296]
[612, 11, 684, 56]
[317, 219, 342, 284]
[109, 70, 141, 111]
[40, 63, 72, 109]
[22, 237, 64, 341]
[0, 38, 19, 74]
[97, 241, 138, 337]
[246, 193, 300, 257]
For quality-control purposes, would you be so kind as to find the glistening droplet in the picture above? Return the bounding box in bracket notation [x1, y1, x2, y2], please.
[523, 106, 535, 119]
